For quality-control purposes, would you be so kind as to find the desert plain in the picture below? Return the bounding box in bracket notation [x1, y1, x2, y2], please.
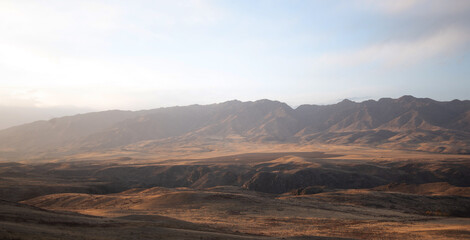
[1, 141, 470, 239]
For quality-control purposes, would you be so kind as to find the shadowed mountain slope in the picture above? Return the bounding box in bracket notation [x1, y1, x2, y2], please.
[0, 96, 469, 158]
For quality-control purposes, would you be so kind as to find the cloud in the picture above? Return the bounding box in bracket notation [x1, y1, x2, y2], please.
[0, 47, 248, 108]
[359, 0, 424, 14]
[356, 0, 470, 15]
[0, 1, 121, 47]
[0, 1, 469, 109]
[312, 27, 470, 70]
[0, 1, 236, 108]
[0, 88, 42, 107]
[0, 0, 226, 51]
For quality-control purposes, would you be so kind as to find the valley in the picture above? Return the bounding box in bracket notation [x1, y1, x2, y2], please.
[1, 143, 470, 239]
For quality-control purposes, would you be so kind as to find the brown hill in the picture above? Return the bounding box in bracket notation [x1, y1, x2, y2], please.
[2, 152, 470, 201]
[374, 182, 470, 197]
[0, 96, 469, 158]
[0, 198, 301, 240]
[20, 186, 470, 239]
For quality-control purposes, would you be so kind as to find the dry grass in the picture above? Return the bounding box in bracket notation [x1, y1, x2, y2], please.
[21, 186, 470, 240]
[2, 144, 470, 239]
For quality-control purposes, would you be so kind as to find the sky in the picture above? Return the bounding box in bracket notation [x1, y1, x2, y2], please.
[1, 0, 469, 112]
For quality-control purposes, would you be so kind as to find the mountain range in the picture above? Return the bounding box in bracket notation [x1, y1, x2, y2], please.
[1, 95, 469, 158]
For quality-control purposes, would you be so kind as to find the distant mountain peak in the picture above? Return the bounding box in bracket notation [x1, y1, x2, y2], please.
[254, 99, 282, 104]
[221, 99, 243, 105]
[398, 95, 417, 102]
[338, 99, 355, 105]
[225, 99, 242, 103]
[378, 97, 393, 103]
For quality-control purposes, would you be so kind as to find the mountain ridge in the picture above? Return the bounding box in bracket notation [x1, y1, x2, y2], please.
[1, 96, 469, 158]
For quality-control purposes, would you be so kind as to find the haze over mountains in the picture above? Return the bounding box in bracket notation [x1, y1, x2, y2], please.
[0, 106, 90, 130]
[0, 95, 469, 159]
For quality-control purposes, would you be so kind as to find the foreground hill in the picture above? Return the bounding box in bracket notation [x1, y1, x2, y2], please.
[20, 186, 470, 239]
[2, 199, 322, 240]
[0, 96, 469, 159]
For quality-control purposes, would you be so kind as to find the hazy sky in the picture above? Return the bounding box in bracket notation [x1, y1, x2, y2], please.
[1, 0, 469, 111]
